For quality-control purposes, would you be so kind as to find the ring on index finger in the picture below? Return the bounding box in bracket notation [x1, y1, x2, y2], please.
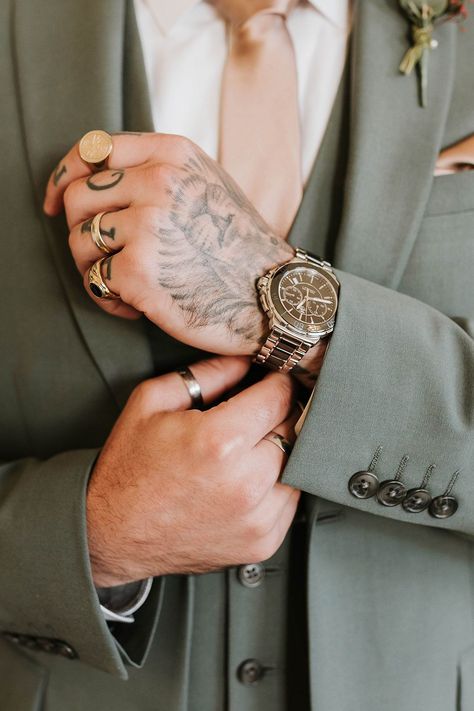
[262, 431, 293, 456]
[79, 130, 113, 172]
[176, 366, 204, 409]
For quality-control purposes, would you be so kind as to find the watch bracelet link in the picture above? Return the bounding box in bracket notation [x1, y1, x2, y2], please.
[255, 249, 335, 373]
[254, 328, 313, 373]
[294, 248, 332, 271]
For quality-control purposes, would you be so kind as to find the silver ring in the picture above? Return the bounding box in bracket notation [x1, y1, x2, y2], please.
[262, 431, 293, 456]
[176, 366, 204, 409]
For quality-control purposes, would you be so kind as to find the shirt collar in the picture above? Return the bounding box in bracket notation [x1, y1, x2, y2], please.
[312, 0, 351, 30]
[141, 0, 350, 34]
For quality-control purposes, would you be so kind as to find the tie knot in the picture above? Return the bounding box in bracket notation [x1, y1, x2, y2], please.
[214, 0, 296, 27]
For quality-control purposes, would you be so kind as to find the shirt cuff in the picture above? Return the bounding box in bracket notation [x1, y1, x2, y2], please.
[97, 578, 153, 624]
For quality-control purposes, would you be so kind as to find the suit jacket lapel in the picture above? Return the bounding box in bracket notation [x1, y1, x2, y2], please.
[13, 0, 153, 407]
[334, 0, 457, 289]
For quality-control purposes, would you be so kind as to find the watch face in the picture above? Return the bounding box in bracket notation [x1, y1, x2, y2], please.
[269, 263, 338, 334]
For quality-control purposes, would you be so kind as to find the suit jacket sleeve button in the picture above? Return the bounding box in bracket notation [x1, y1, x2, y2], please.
[57, 643, 78, 659]
[37, 638, 57, 653]
[348, 471, 378, 499]
[23, 636, 39, 650]
[402, 488, 431, 513]
[237, 659, 265, 685]
[376, 480, 407, 506]
[429, 495, 458, 519]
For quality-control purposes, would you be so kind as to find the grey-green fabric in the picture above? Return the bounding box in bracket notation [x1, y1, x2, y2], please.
[0, 0, 473, 709]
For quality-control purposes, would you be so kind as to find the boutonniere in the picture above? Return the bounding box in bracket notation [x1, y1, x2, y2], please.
[398, 1, 470, 107]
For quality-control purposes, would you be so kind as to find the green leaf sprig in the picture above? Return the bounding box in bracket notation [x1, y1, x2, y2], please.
[398, 1, 469, 106]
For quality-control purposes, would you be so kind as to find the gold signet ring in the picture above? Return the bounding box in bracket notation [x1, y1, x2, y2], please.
[88, 257, 119, 300]
[79, 130, 113, 172]
[91, 212, 113, 254]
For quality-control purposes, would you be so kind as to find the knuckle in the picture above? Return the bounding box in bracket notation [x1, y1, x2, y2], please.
[253, 403, 280, 429]
[206, 432, 233, 463]
[206, 428, 235, 463]
[245, 512, 273, 540]
[246, 535, 278, 564]
[164, 133, 195, 156]
[233, 480, 263, 514]
[139, 205, 164, 234]
[121, 244, 148, 277]
[146, 162, 175, 187]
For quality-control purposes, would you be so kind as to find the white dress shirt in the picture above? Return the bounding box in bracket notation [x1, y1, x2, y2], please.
[102, 0, 351, 623]
[134, 0, 352, 184]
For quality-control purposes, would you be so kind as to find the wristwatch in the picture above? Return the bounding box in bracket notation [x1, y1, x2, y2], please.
[255, 248, 339, 373]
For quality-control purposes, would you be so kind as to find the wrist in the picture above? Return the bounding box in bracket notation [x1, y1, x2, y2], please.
[292, 338, 329, 388]
[86, 473, 140, 587]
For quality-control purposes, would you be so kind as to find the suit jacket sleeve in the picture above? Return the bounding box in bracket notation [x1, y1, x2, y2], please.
[282, 270, 474, 533]
[0, 449, 163, 679]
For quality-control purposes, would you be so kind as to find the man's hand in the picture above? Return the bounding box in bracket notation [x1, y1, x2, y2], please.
[44, 132, 295, 355]
[87, 356, 301, 587]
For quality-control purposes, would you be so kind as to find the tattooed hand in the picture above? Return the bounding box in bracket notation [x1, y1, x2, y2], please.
[44, 133, 326, 376]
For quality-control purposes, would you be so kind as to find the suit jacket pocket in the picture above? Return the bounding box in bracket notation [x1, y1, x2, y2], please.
[426, 171, 474, 217]
[0, 640, 47, 711]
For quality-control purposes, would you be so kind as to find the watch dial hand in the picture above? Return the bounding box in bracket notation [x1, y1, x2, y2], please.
[308, 297, 333, 305]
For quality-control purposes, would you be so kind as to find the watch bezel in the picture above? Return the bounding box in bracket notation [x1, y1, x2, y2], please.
[262, 260, 339, 340]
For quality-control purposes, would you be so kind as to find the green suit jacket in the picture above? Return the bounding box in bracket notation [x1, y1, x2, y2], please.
[1, 0, 474, 709]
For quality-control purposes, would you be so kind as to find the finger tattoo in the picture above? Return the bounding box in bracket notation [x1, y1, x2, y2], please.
[81, 218, 93, 233]
[86, 170, 125, 191]
[102, 225, 116, 241]
[53, 163, 67, 186]
[102, 255, 113, 280]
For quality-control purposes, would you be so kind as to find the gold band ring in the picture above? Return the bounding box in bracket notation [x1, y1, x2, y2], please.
[88, 257, 119, 300]
[262, 431, 293, 456]
[79, 130, 113, 172]
[176, 366, 204, 409]
[91, 212, 113, 254]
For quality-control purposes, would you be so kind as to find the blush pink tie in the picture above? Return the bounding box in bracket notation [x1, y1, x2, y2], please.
[216, 0, 302, 238]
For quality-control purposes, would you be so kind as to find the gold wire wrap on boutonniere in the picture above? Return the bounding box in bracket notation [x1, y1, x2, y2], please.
[398, 1, 470, 107]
